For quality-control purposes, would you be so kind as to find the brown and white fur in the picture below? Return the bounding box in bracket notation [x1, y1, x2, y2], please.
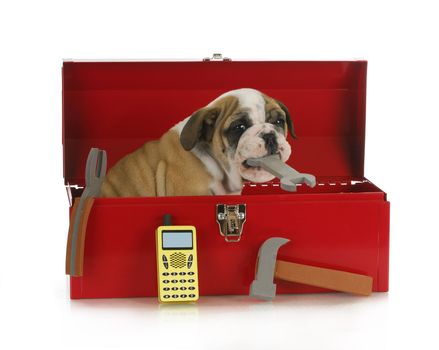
[100, 88, 296, 197]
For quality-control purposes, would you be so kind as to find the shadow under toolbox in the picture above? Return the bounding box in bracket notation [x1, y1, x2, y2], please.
[63, 59, 390, 299]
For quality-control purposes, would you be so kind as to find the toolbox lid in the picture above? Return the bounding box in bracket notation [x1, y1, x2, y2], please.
[63, 60, 367, 186]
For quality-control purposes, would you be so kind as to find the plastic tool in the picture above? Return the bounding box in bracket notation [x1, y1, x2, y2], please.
[156, 214, 199, 303]
[66, 148, 107, 276]
[249, 237, 373, 301]
[246, 154, 316, 191]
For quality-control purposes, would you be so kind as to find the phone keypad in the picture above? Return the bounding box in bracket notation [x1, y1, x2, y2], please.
[159, 269, 198, 302]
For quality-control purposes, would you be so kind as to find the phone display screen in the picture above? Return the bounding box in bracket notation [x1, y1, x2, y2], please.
[162, 230, 193, 250]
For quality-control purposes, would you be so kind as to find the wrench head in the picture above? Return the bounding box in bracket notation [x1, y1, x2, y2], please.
[280, 178, 297, 192]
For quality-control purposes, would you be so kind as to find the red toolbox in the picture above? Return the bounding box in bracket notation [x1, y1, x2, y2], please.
[63, 58, 389, 299]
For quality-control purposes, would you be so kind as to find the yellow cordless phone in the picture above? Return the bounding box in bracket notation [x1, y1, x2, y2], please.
[156, 225, 199, 303]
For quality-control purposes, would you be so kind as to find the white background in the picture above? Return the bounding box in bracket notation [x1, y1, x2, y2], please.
[1, 1, 438, 349]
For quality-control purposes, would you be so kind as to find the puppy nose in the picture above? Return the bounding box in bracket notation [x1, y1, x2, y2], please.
[261, 132, 278, 155]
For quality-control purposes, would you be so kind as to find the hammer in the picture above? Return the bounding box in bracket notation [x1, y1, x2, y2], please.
[249, 238, 373, 301]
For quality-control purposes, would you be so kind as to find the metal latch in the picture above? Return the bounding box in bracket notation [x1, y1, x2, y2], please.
[216, 204, 246, 242]
[203, 53, 232, 62]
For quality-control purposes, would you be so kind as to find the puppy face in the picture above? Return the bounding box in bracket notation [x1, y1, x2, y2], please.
[180, 88, 296, 184]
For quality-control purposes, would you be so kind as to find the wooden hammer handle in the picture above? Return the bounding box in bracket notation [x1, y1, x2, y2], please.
[275, 260, 373, 296]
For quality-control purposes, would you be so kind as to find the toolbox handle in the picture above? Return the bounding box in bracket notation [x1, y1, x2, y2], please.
[203, 53, 231, 62]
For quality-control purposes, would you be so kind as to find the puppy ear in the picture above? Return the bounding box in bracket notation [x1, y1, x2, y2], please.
[275, 99, 297, 139]
[180, 107, 220, 150]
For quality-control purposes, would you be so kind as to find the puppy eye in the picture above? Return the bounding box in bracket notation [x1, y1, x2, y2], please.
[274, 119, 285, 127]
[233, 123, 247, 132]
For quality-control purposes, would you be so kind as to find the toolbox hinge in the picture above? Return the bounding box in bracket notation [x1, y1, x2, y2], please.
[203, 53, 231, 62]
[216, 204, 246, 242]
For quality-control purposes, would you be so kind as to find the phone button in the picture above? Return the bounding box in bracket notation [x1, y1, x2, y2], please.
[188, 279, 195, 283]
[188, 286, 195, 290]
[163, 295, 170, 299]
[189, 294, 196, 298]
[171, 280, 178, 283]
[163, 287, 170, 291]
[172, 295, 179, 299]
[180, 294, 187, 298]
[162, 255, 169, 269]
[162, 272, 169, 276]
[188, 272, 195, 276]
[163, 280, 170, 284]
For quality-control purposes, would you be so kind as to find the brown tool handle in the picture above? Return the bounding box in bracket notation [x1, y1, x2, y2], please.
[275, 260, 373, 296]
[65, 197, 95, 276]
[66, 198, 81, 275]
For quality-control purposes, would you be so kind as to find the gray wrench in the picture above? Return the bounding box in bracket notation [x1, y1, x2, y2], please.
[247, 154, 316, 192]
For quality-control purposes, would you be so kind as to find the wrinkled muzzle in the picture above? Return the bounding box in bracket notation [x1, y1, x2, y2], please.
[233, 124, 292, 183]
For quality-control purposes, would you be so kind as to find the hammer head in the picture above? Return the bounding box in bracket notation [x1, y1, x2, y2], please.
[249, 237, 290, 301]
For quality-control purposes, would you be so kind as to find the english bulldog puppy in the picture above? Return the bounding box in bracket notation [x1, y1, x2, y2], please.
[101, 88, 296, 197]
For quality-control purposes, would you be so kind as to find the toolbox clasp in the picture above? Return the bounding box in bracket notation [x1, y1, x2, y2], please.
[216, 204, 246, 242]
